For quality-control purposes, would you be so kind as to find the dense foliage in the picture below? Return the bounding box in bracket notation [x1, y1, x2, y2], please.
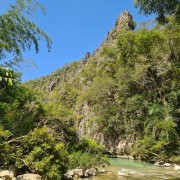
[0, 77, 109, 179]
[0, 0, 52, 83]
[0, 1, 108, 179]
[0, 0, 52, 67]
[134, 0, 180, 24]
[26, 17, 180, 164]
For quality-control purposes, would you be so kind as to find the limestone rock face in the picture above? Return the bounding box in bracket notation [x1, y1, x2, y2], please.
[83, 52, 91, 61]
[106, 10, 135, 42]
[115, 10, 135, 31]
[82, 52, 91, 65]
[16, 174, 41, 180]
[48, 78, 56, 92]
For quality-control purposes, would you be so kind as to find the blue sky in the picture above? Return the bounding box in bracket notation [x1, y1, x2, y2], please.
[3, 0, 155, 82]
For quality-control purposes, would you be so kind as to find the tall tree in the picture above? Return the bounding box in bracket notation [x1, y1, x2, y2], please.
[0, 0, 52, 83]
[134, 0, 180, 24]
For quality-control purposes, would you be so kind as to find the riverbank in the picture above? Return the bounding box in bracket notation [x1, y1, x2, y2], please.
[1, 158, 180, 180]
[84, 158, 180, 180]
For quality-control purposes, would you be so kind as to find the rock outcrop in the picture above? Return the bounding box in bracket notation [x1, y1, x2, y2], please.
[83, 52, 91, 63]
[76, 101, 136, 155]
[48, 78, 56, 92]
[115, 10, 135, 31]
[74, 10, 137, 154]
[26, 10, 137, 156]
[93, 10, 135, 56]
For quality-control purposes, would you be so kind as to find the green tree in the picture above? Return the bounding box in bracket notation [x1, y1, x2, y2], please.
[134, 0, 180, 23]
[0, 67, 13, 85]
[24, 127, 69, 180]
[0, 0, 52, 83]
[0, 78, 44, 136]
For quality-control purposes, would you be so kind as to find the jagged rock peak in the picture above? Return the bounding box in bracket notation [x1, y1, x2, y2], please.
[93, 10, 135, 56]
[105, 10, 135, 41]
[115, 10, 135, 31]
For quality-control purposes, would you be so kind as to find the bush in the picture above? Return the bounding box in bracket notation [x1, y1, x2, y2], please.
[68, 151, 109, 170]
[23, 128, 69, 180]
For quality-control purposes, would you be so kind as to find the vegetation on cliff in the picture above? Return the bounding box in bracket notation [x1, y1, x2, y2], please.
[0, 0, 180, 179]
[26, 15, 180, 163]
[0, 72, 109, 180]
[0, 1, 108, 179]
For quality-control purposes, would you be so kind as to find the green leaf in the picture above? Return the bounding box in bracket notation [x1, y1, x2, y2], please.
[8, 78, 13, 86]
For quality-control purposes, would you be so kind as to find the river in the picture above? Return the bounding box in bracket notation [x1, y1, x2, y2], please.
[84, 158, 180, 180]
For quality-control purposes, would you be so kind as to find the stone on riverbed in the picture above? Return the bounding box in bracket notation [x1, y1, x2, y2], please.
[118, 171, 128, 176]
[154, 161, 171, 167]
[0, 170, 15, 180]
[64, 168, 83, 179]
[16, 174, 41, 180]
[174, 165, 180, 170]
[155, 162, 172, 167]
[164, 163, 171, 167]
[84, 168, 98, 177]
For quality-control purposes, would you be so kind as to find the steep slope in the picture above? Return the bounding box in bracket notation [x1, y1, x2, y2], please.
[26, 10, 136, 151]
[26, 10, 180, 162]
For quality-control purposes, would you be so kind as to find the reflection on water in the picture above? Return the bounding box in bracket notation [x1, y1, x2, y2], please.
[84, 158, 180, 180]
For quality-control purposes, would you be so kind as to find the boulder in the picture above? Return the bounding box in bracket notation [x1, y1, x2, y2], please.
[84, 168, 98, 177]
[174, 165, 180, 170]
[155, 162, 172, 167]
[64, 169, 83, 179]
[154, 161, 164, 167]
[164, 163, 171, 167]
[0, 170, 14, 180]
[16, 174, 41, 180]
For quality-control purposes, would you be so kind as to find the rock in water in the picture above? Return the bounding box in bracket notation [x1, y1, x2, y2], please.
[118, 171, 128, 176]
[174, 165, 180, 170]
[64, 168, 84, 179]
[84, 168, 98, 177]
[16, 174, 41, 180]
[164, 163, 171, 167]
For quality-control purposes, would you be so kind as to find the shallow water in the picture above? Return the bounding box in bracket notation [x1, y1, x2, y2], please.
[84, 158, 180, 180]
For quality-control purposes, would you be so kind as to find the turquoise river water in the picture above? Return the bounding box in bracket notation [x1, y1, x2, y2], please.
[84, 158, 180, 180]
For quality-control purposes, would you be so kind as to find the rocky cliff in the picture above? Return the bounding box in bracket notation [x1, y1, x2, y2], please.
[25, 10, 137, 155]
[75, 10, 136, 154]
